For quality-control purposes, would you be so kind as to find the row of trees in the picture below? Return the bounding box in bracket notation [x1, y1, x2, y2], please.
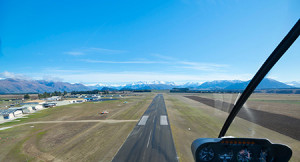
[24, 94, 30, 99]
[23, 91, 69, 100]
[38, 91, 67, 99]
[70, 90, 109, 95]
[169, 88, 243, 93]
[70, 89, 152, 95]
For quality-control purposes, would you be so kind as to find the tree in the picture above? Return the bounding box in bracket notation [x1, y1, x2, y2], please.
[63, 91, 67, 96]
[43, 92, 50, 98]
[24, 94, 30, 100]
[53, 91, 58, 96]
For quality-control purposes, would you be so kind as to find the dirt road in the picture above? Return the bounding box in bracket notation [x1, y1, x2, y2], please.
[0, 119, 138, 130]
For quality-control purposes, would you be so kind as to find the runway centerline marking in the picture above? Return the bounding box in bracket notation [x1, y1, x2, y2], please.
[138, 116, 149, 125]
[147, 130, 152, 148]
[160, 115, 168, 125]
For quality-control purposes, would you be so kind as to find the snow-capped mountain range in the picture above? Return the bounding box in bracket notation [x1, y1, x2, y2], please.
[87, 78, 298, 91]
[285, 81, 300, 88]
[87, 81, 177, 90]
[87, 81, 175, 89]
[0, 78, 298, 93]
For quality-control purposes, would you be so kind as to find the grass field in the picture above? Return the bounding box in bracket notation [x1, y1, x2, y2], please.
[0, 93, 154, 161]
[165, 93, 300, 162]
[183, 93, 300, 120]
[0, 92, 299, 161]
[249, 99, 300, 104]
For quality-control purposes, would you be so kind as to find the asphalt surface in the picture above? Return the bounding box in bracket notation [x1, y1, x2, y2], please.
[185, 96, 300, 141]
[112, 94, 178, 162]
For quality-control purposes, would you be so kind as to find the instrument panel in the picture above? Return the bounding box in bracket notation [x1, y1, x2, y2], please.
[191, 138, 292, 162]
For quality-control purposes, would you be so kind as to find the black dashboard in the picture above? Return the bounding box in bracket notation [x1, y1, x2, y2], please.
[191, 138, 292, 162]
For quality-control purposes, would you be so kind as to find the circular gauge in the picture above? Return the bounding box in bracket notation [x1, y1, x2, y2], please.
[259, 150, 268, 162]
[237, 149, 251, 162]
[199, 147, 214, 161]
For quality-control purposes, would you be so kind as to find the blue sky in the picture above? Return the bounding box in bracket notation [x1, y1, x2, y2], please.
[0, 0, 299, 84]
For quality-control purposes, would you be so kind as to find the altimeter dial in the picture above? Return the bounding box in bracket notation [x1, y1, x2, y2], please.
[237, 149, 251, 162]
[199, 147, 214, 161]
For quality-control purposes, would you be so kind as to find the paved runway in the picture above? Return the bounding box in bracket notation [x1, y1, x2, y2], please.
[112, 94, 178, 162]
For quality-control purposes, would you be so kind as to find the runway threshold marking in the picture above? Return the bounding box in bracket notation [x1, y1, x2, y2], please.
[160, 115, 168, 125]
[138, 116, 149, 125]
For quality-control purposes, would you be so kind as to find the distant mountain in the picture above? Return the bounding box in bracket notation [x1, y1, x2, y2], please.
[68, 78, 299, 92]
[100, 87, 118, 91]
[0, 78, 90, 93]
[225, 78, 294, 90]
[87, 81, 176, 90]
[285, 81, 300, 88]
[86, 78, 294, 91]
[197, 80, 243, 90]
[87, 83, 125, 90]
[123, 81, 176, 90]
[1, 78, 294, 94]
[178, 82, 203, 89]
[86, 83, 105, 90]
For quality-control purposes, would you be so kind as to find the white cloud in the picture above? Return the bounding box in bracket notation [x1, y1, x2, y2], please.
[152, 53, 176, 61]
[153, 54, 230, 71]
[0, 71, 32, 80]
[86, 47, 127, 54]
[1, 70, 253, 84]
[42, 68, 85, 73]
[44, 71, 252, 84]
[64, 51, 85, 56]
[82, 58, 229, 72]
[42, 75, 64, 82]
[64, 47, 126, 56]
[179, 61, 229, 72]
[81, 59, 169, 64]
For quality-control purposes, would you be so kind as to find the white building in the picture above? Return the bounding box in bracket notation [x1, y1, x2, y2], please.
[22, 100, 45, 111]
[9, 107, 34, 114]
[0, 109, 23, 119]
[21, 104, 43, 111]
[55, 100, 72, 106]
[22, 106, 34, 113]
[64, 99, 87, 103]
[32, 104, 43, 110]
[46, 96, 62, 101]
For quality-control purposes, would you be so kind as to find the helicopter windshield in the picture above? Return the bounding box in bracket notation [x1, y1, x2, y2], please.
[0, 1, 299, 162]
[186, 33, 300, 161]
